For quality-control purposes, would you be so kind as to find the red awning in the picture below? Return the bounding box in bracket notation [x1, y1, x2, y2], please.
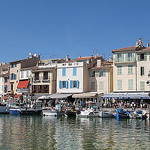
[14, 95, 22, 98]
[17, 80, 29, 89]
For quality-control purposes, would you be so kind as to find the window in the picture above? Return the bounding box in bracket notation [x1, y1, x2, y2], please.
[26, 70, 30, 77]
[4, 77, 8, 83]
[117, 80, 122, 90]
[117, 66, 122, 75]
[91, 82, 95, 90]
[126, 53, 134, 62]
[43, 72, 48, 80]
[62, 68, 66, 76]
[59, 81, 68, 88]
[140, 54, 144, 61]
[35, 72, 39, 80]
[10, 73, 16, 80]
[21, 71, 24, 78]
[99, 71, 104, 77]
[115, 53, 124, 62]
[128, 65, 133, 74]
[14, 74, 16, 80]
[11, 84, 13, 91]
[70, 80, 79, 88]
[15, 63, 17, 67]
[140, 81, 145, 90]
[91, 71, 95, 77]
[128, 79, 133, 90]
[99, 82, 104, 90]
[140, 67, 144, 76]
[4, 85, 7, 93]
[73, 67, 77, 76]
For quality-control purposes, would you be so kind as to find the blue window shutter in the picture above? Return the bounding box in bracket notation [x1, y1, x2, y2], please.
[73, 68, 77, 76]
[12, 74, 14, 80]
[77, 80, 79, 88]
[70, 80, 73, 88]
[14, 74, 16, 80]
[66, 81, 68, 88]
[62, 68, 66, 76]
[59, 81, 62, 89]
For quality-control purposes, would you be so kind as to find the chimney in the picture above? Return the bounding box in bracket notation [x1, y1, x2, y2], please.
[136, 39, 138, 47]
[147, 42, 149, 47]
[109, 56, 113, 62]
[65, 55, 70, 61]
[97, 59, 101, 67]
[78, 56, 81, 58]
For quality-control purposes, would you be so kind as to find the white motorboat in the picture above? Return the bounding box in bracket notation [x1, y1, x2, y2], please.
[77, 108, 97, 118]
[99, 111, 114, 118]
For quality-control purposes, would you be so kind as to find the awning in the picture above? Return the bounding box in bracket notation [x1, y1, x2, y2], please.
[101, 93, 150, 100]
[14, 95, 22, 98]
[72, 93, 98, 98]
[17, 80, 29, 89]
[48, 93, 72, 99]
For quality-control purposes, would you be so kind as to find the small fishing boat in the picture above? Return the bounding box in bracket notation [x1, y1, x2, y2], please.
[77, 108, 96, 118]
[114, 109, 130, 119]
[99, 111, 114, 118]
[10, 108, 21, 115]
[0, 103, 10, 114]
[43, 104, 66, 117]
[129, 110, 147, 119]
[20, 101, 42, 115]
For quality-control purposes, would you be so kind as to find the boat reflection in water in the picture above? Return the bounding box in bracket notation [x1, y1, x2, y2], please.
[0, 114, 149, 149]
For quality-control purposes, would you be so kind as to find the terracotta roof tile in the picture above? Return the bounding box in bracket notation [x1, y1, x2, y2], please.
[112, 46, 137, 52]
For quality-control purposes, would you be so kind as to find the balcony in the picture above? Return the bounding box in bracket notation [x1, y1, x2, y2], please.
[17, 88, 30, 94]
[33, 76, 50, 83]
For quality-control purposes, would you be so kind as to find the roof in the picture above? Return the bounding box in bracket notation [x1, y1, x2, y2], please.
[65, 55, 103, 62]
[136, 47, 150, 53]
[72, 93, 98, 98]
[112, 46, 137, 53]
[17, 80, 29, 89]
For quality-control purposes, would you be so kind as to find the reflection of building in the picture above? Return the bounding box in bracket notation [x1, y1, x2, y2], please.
[10, 54, 40, 95]
[31, 58, 64, 94]
[0, 63, 10, 101]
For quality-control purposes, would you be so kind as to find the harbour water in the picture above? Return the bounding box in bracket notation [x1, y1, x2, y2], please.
[0, 115, 149, 150]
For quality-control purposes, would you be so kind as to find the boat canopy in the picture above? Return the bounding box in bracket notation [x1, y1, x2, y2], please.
[101, 93, 150, 100]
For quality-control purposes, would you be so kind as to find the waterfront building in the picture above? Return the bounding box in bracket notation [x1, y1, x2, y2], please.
[0, 63, 10, 101]
[31, 58, 64, 95]
[9, 54, 40, 96]
[112, 38, 150, 93]
[57, 55, 107, 101]
[89, 58, 113, 94]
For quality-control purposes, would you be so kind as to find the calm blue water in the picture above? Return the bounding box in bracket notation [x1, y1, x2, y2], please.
[0, 115, 149, 150]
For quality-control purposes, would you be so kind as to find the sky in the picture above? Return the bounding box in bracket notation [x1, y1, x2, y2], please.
[0, 0, 150, 63]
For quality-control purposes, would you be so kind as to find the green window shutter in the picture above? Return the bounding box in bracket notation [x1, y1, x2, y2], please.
[144, 53, 147, 61]
[117, 80, 122, 90]
[132, 53, 135, 61]
[122, 53, 124, 62]
[126, 53, 128, 62]
[115, 54, 117, 62]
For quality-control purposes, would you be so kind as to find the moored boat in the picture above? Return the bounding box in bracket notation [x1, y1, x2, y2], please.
[99, 111, 115, 118]
[0, 103, 10, 114]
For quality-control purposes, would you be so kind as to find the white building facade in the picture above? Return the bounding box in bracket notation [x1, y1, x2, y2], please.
[57, 61, 89, 94]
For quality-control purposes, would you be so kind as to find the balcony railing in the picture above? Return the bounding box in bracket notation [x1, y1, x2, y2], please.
[33, 76, 50, 83]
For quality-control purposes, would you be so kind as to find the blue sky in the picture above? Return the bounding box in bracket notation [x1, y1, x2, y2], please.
[0, 0, 150, 63]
